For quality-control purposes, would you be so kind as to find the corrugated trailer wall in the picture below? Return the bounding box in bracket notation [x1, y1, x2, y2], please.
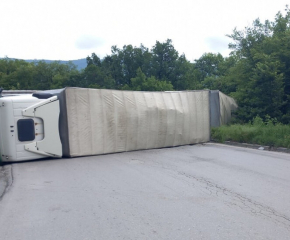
[219, 91, 238, 125]
[64, 88, 211, 157]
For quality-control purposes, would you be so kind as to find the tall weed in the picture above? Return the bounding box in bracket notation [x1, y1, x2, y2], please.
[212, 116, 290, 148]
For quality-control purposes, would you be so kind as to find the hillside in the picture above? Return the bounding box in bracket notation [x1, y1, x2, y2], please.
[24, 58, 87, 70]
[1, 58, 87, 70]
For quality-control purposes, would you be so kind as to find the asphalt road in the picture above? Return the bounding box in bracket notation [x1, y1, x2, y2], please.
[0, 143, 289, 240]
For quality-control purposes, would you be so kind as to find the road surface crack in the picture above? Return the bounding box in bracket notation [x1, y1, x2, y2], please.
[178, 171, 290, 230]
[0, 165, 13, 201]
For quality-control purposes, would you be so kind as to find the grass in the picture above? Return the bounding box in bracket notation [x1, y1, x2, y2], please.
[211, 116, 290, 149]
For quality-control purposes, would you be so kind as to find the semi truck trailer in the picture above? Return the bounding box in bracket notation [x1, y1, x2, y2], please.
[0, 88, 237, 163]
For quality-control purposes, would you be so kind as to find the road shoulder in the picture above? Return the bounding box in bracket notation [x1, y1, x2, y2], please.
[210, 141, 290, 154]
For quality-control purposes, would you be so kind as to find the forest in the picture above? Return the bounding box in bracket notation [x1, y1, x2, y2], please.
[0, 7, 289, 124]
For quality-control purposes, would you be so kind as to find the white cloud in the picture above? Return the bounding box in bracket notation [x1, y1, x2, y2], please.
[205, 36, 231, 55]
[75, 35, 104, 50]
[0, 0, 289, 61]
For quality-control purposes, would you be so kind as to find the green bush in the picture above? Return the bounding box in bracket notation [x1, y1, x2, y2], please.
[211, 116, 290, 148]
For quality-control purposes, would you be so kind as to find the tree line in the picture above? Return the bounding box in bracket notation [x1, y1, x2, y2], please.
[0, 7, 289, 124]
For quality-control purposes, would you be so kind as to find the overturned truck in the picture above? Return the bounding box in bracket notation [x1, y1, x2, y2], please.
[0, 88, 237, 162]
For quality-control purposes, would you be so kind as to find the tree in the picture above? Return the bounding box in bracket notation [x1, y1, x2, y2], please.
[151, 39, 179, 82]
[124, 68, 174, 91]
[227, 6, 290, 123]
[86, 53, 101, 67]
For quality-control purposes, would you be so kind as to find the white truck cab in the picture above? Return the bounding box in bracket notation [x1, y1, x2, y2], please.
[0, 94, 62, 162]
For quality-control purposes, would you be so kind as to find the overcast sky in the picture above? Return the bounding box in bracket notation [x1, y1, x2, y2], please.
[0, 0, 289, 62]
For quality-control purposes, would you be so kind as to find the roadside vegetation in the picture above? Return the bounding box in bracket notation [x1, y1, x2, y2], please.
[212, 116, 290, 148]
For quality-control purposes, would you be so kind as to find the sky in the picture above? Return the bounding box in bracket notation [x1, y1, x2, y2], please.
[0, 0, 289, 62]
